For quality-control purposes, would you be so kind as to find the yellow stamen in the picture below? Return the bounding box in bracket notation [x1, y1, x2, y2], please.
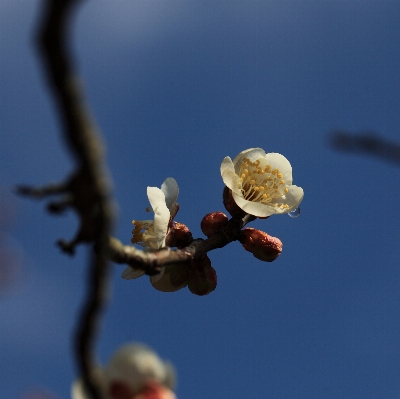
[237, 159, 291, 207]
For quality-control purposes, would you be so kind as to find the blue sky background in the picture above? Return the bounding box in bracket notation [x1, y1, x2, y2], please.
[2, 1, 400, 398]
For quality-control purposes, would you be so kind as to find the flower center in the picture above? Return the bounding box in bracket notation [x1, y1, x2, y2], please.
[237, 157, 290, 209]
[131, 220, 153, 246]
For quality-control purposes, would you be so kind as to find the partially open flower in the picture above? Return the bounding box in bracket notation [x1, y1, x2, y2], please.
[122, 178, 179, 280]
[131, 178, 179, 250]
[221, 148, 303, 217]
[241, 228, 282, 262]
[71, 343, 176, 399]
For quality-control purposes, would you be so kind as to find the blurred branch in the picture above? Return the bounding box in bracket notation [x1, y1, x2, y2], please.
[23, 0, 115, 398]
[330, 130, 400, 165]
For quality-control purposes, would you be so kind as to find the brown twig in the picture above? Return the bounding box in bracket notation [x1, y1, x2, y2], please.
[34, 1, 114, 398]
[108, 214, 257, 273]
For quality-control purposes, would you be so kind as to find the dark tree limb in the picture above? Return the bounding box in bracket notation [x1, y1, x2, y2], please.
[32, 1, 114, 398]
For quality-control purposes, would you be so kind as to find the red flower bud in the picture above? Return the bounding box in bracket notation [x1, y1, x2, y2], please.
[200, 211, 229, 237]
[188, 256, 217, 296]
[167, 222, 193, 248]
[241, 228, 282, 262]
[222, 187, 247, 219]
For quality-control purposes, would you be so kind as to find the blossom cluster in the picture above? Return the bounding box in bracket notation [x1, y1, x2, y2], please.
[71, 148, 303, 398]
[123, 148, 303, 295]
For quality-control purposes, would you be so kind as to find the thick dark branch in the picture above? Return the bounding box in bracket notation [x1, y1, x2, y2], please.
[37, 0, 103, 166]
[330, 130, 400, 165]
[35, 1, 114, 399]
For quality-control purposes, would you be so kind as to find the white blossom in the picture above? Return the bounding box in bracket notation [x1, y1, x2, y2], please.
[221, 148, 303, 217]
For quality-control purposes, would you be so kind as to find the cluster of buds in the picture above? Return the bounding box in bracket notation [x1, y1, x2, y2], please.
[150, 202, 282, 295]
[148, 221, 216, 296]
[154, 213, 221, 296]
[202, 204, 282, 265]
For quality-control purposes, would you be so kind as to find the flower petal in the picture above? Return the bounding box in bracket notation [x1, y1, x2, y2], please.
[150, 266, 165, 283]
[150, 271, 187, 292]
[104, 344, 169, 393]
[147, 187, 170, 248]
[122, 266, 145, 280]
[281, 185, 304, 212]
[263, 152, 293, 185]
[232, 185, 304, 216]
[220, 156, 242, 196]
[161, 178, 179, 213]
[232, 192, 278, 217]
[71, 380, 87, 399]
[71, 368, 106, 399]
[232, 148, 266, 169]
